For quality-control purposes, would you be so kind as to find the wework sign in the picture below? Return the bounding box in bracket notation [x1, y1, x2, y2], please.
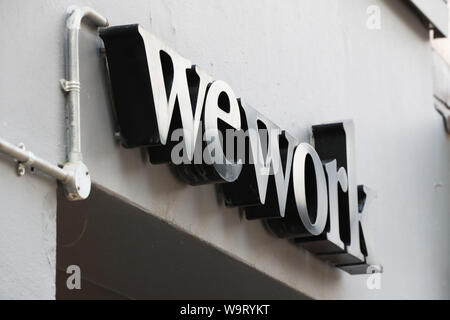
[100, 25, 380, 274]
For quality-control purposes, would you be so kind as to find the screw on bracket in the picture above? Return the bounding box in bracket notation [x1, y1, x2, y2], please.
[16, 143, 26, 177]
[16, 163, 26, 177]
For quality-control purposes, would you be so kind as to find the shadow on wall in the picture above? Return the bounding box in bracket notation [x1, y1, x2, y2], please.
[56, 185, 310, 300]
[383, 0, 431, 41]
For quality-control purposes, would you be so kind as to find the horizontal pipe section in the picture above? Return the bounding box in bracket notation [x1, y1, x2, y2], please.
[0, 137, 68, 182]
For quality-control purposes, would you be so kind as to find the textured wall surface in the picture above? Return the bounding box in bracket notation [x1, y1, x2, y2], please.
[0, 164, 57, 299]
[0, 0, 64, 299]
[0, 0, 449, 299]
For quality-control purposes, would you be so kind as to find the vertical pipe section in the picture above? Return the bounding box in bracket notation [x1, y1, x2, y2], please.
[62, 6, 109, 163]
[59, 6, 109, 200]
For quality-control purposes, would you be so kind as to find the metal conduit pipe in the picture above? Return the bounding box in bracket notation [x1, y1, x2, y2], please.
[0, 138, 68, 181]
[59, 6, 109, 200]
[0, 6, 109, 201]
[61, 6, 109, 163]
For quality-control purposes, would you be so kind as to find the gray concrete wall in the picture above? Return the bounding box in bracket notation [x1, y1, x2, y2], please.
[0, 0, 65, 299]
[1, 0, 449, 299]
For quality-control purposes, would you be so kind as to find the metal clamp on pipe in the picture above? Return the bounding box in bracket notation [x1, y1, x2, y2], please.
[0, 6, 109, 201]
